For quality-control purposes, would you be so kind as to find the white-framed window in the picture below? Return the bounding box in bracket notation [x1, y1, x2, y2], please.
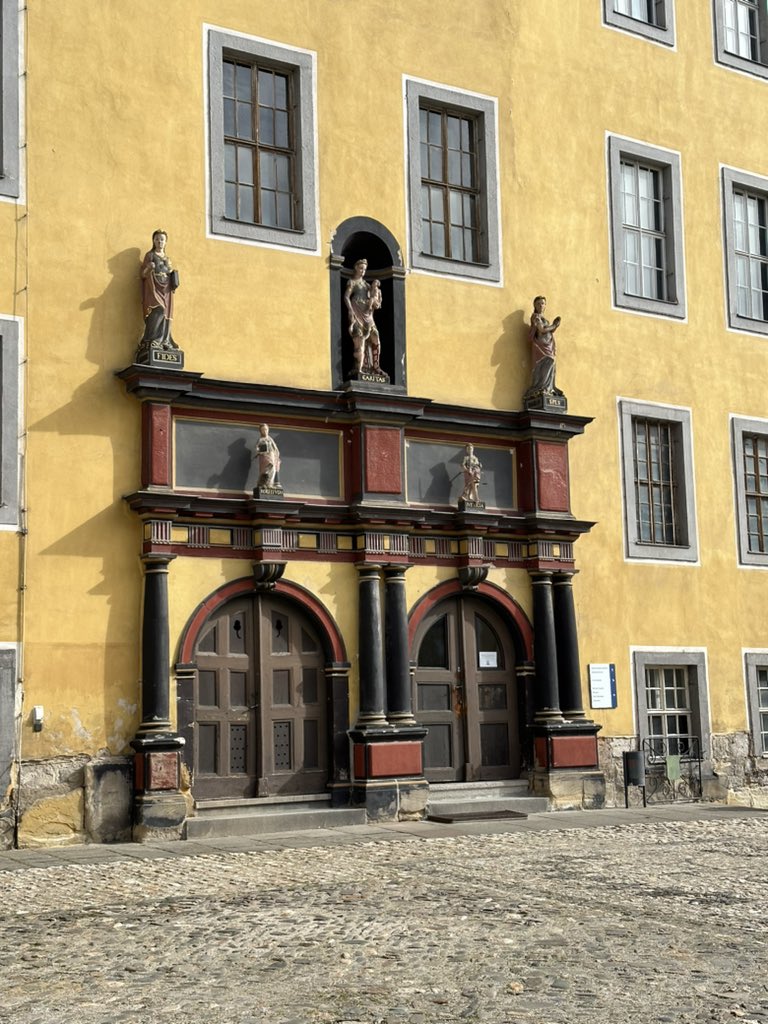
[0, 0, 21, 200]
[618, 399, 698, 562]
[206, 27, 318, 252]
[722, 167, 768, 335]
[731, 415, 768, 566]
[0, 317, 20, 528]
[405, 77, 501, 284]
[607, 136, 686, 319]
[714, 0, 768, 79]
[603, 0, 676, 46]
[632, 649, 710, 760]
[0, 645, 19, 807]
[744, 652, 768, 755]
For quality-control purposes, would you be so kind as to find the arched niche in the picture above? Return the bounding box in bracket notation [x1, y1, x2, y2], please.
[329, 217, 407, 391]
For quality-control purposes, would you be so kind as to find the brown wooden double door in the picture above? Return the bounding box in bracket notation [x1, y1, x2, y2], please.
[413, 597, 520, 782]
[192, 595, 327, 799]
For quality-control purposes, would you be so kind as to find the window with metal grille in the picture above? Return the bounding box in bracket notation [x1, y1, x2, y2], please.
[223, 60, 295, 230]
[620, 160, 667, 301]
[645, 665, 693, 758]
[743, 433, 768, 553]
[757, 666, 768, 754]
[633, 417, 679, 545]
[733, 189, 768, 322]
[419, 106, 480, 264]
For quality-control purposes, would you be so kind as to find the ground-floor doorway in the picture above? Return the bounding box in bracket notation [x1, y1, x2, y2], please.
[191, 593, 328, 799]
[412, 595, 520, 782]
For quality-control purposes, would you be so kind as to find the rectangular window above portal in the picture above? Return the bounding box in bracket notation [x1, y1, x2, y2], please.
[404, 77, 501, 284]
[206, 27, 318, 253]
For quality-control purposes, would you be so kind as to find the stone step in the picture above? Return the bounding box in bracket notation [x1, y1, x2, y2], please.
[427, 780, 549, 818]
[185, 802, 366, 840]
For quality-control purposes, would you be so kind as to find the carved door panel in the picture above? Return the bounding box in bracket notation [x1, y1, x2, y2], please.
[192, 595, 327, 800]
[413, 602, 466, 782]
[257, 596, 327, 796]
[193, 600, 257, 800]
[413, 597, 519, 783]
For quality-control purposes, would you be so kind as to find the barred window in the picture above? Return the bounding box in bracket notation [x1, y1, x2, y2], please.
[757, 666, 768, 754]
[645, 666, 693, 758]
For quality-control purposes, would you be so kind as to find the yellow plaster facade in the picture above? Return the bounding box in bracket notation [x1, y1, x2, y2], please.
[2, 0, 766, 844]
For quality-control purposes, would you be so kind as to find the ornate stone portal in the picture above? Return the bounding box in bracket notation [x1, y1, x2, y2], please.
[524, 295, 566, 412]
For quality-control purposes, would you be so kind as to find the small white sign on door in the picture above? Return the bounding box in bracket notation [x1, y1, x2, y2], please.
[479, 651, 498, 668]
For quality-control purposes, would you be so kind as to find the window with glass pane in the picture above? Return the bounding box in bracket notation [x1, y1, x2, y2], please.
[223, 60, 295, 229]
[645, 666, 692, 758]
[743, 433, 768, 553]
[733, 189, 768, 321]
[419, 106, 480, 263]
[632, 417, 679, 545]
[758, 667, 768, 754]
[724, 0, 761, 58]
[620, 160, 667, 300]
[615, 0, 660, 24]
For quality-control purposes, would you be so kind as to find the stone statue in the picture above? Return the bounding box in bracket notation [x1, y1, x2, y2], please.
[253, 424, 283, 498]
[138, 230, 179, 358]
[524, 295, 566, 411]
[459, 444, 484, 510]
[344, 259, 387, 382]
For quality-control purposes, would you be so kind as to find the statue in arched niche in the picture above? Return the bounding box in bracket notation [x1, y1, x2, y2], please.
[344, 258, 389, 385]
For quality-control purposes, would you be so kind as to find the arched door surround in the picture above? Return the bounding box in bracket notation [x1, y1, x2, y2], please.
[176, 577, 349, 801]
[409, 581, 533, 784]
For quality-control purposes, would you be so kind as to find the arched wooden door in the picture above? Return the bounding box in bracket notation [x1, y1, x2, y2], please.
[192, 594, 327, 799]
[413, 596, 520, 782]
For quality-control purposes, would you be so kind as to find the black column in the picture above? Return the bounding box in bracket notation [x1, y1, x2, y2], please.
[138, 553, 176, 736]
[355, 565, 389, 729]
[530, 572, 563, 723]
[553, 571, 587, 720]
[384, 567, 416, 725]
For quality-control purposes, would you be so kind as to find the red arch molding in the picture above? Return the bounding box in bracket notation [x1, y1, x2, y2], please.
[178, 577, 348, 665]
[408, 579, 534, 661]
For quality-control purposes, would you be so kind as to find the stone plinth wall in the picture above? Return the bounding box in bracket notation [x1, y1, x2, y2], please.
[14, 756, 133, 848]
[599, 734, 768, 808]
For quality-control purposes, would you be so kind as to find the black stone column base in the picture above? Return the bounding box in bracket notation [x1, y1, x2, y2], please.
[351, 778, 429, 822]
[349, 726, 428, 821]
[132, 791, 188, 842]
[531, 720, 604, 810]
[131, 733, 187, 843]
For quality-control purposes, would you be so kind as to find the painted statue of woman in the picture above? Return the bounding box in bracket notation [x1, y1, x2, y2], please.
[524, 295, 563, 400]
[138, 229, 179, 352]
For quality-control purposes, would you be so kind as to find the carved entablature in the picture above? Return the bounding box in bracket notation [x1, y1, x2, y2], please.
[118, 364, 594, 572]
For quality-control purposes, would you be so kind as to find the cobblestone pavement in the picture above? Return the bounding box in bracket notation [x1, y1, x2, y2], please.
[1, 807, 768, 1024]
